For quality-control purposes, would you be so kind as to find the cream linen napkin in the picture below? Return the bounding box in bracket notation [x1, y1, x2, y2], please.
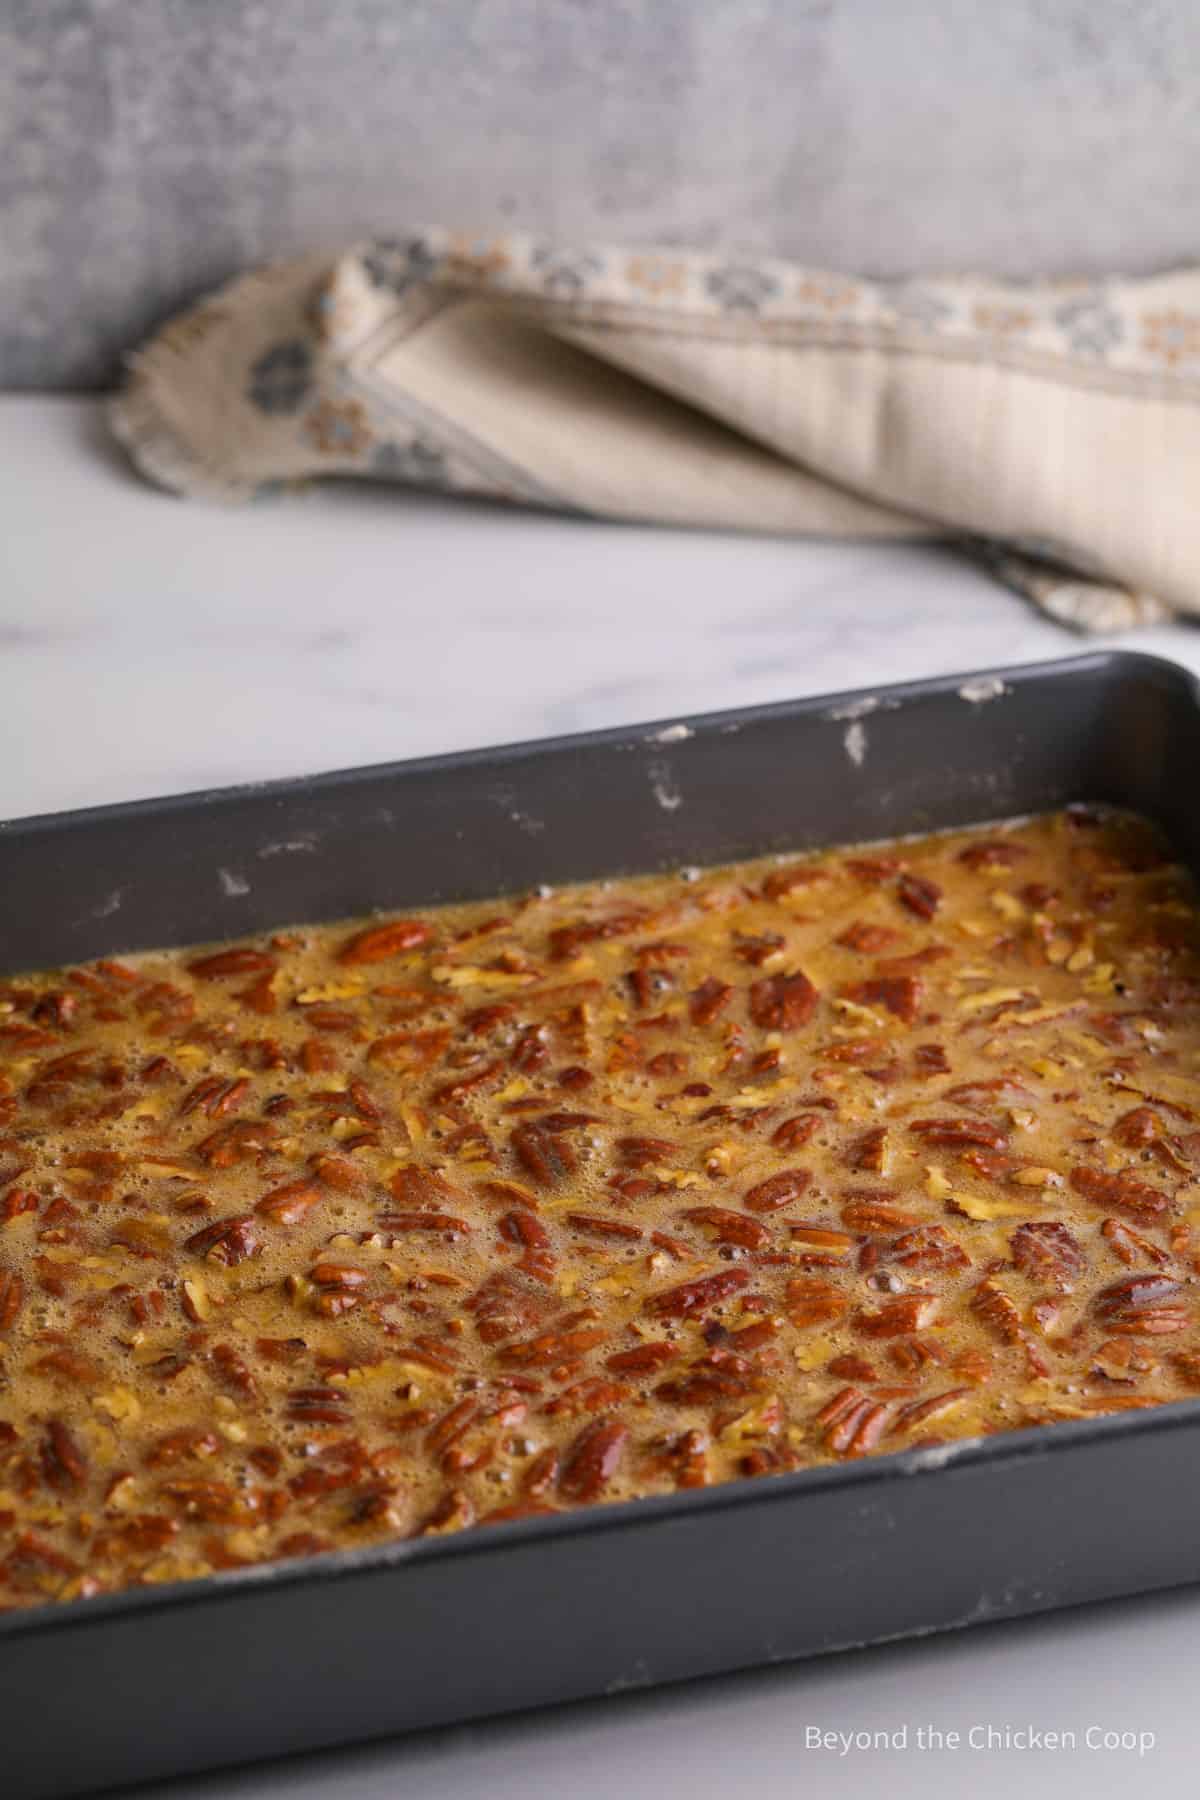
[111, 229, 1200, 629]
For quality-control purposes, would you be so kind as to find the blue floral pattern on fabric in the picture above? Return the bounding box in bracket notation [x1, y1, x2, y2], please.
[361, 237, 440, 296]
[529, 244, 605, 296]
[246, 340, 312, 414]
[1054, 293, 1124, 357]
[704, 263, 780, 312]
[370, 437, 451, 486]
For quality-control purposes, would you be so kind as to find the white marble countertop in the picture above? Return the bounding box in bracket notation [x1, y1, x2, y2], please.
[3, 395, 1200, 1799]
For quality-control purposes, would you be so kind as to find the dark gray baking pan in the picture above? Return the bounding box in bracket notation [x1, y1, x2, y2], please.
[5, 650, 1200, 1799]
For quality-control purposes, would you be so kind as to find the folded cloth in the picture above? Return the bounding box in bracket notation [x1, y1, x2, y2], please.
[111, 229, 1200, 630]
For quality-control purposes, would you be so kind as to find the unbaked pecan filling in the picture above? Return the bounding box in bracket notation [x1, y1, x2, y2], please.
[2, 807, 1199, 1609]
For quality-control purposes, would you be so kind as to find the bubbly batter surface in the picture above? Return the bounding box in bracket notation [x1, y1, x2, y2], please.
[3, 807, 1200, 1611]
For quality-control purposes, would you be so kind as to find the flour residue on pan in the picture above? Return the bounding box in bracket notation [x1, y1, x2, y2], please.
[902, 1436, 985, 1474]
[959, 677, 1009, 705]
[605, 1658, 654, 1695]
[490, 781, 545, 836]
[648, 759, 683, 811]
[258, 835, 320, 858]
[826, 696, 881, 723]
[218, 868, 251, 898]
[844, 720, 868, 768]
[645, 723, 694, 746]
[825, 695, 880, 767]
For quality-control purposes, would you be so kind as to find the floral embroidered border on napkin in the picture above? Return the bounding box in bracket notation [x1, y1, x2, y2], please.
[112, 230, 1200, 630]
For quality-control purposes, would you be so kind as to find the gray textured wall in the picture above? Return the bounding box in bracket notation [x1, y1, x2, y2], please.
[3, 0, 1198, 389]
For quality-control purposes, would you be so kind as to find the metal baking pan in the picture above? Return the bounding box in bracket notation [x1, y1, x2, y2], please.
[6, 649, 1200, 1799]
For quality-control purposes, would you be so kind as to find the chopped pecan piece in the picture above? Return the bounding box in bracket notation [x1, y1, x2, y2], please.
[188, 948, 276, 979]
[193, 1120, 274, 1168]
[256, 1177, 323, 1226]
[566, 1213, 643, 1242]
[558, 1419, 628, 1503]
[909, 1117, 1008, 1149]
[840, 976, 924, 1022]
[500, 1325, 608, 1367]
[645, 1269, 750, 1319]
[1100, 1218, 1170, 1269]
[784, 1276, 848, 1327]
[958, 841, 1027, 870]
[0, 1269, 23, 1333]
[896, 872, 942, 919]
[844, 1126, 888, 1172]
[889, 1388, 971, 1435]
[511, 1120, 575, 1186]
[771, 1113, 820, 1150]
[379, 1212, 470, 1236]
[836, 922, 903, 954]
[1093, 1275, 1189, 1333]
[1112, 1106, 1162, 1148]
[815, 1387, 894, 1456]
[615, 1135, 676, 1169]
[841, 1197, 920, 1232]
[790, 1225, 853, 1265]
[210, 1343, 257, 1400]
[287, 1385, 352, 1424]
[606, 1341, 679, 1375]
[1070, 1165, 1169, 1220]
[855, 1295, 937, 1337]
[743, 1169, 812, 1213]
[1011, 1221, 1085, 1289]
[41, 1420, 87, 1490]
[885, 1226, 970, 1272]
[184, 1215, 261, 1266]
[762, 865, 827, 900]
[338, 919, 432, 964]
[748, 970, 818, 1031]
[682, 1207, 767, 1250]
[971, 1277, 1024, 1344]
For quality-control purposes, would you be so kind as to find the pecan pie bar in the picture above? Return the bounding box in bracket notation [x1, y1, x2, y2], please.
[2, 806, 1198, 1609]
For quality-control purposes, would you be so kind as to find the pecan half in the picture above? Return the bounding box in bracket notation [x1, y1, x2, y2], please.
[749, 970, 818, 1031]
[338, 919, 432, 964]
[1070, 1165, 1169, 1220]
[558, 1419, 628, 1503]
[184, 1215, 261, 1265]
[743, 1169, 812, 1213]
[896, 872, 942, 919]
[644, 1269, 750, 1319]
[1011, 1221, 1084, 1289]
